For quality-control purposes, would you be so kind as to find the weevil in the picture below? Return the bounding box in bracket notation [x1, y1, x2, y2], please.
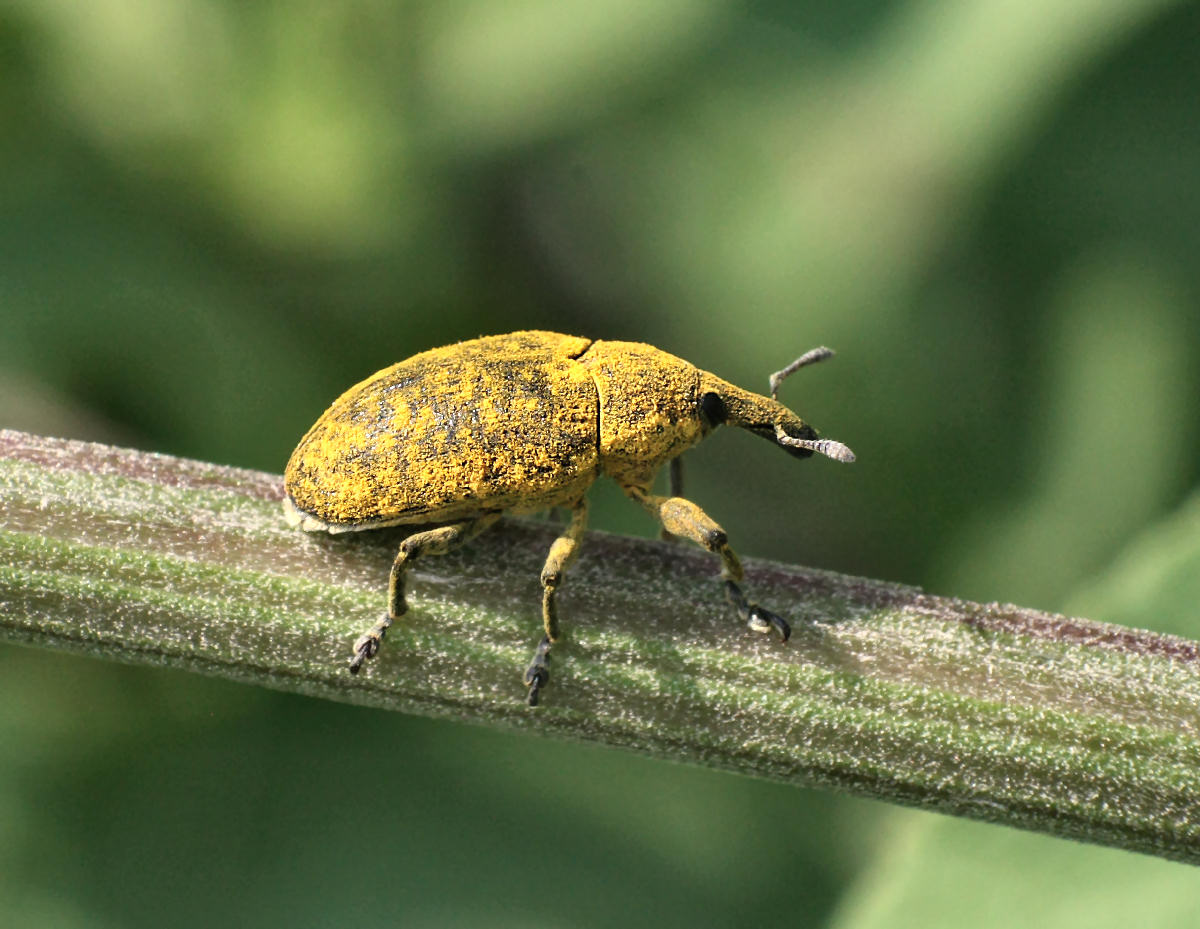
[283, 330, 853, 705]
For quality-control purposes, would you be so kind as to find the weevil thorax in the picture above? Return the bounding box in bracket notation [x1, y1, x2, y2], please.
[578, 340, 707, 488]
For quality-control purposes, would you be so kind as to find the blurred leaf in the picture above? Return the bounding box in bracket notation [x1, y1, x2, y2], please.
[1064, 490, 1200, 641]
[419, 0, 724, 151]
[933, 248, 1194, 607]
[829, 812, 1200, 929]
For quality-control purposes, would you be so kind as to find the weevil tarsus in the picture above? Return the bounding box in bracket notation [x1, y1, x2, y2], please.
[349, 614, 391, 673]
[724, 579, 791, 641]
[524, 635, 552, 707]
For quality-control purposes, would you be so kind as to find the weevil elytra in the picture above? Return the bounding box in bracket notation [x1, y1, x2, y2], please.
[283, 330, 853, 705]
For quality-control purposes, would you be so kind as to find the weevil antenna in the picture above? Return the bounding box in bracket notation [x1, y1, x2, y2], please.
[769, 346, 834, 401]
[773, 425, 855, 463]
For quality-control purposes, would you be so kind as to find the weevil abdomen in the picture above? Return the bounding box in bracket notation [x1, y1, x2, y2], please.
[285, 331, 599, 530]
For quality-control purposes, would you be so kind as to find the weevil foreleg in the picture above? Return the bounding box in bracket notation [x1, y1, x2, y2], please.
[623, 485, 791, 642]
[722, 576, 791, 642]
[349, 513, 500, 674]
[526, 497, 588, 705]
[524, 636, 552, 707]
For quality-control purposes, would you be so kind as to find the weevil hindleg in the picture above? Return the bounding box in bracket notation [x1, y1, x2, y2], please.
[526, 497, 588, 706]
[539, 497, 588, 642]
[349, 513, 501, 673]
[624, 486, 791, 642]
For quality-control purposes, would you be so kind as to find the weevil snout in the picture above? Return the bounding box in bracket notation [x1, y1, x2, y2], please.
[700, 367, 855, 465]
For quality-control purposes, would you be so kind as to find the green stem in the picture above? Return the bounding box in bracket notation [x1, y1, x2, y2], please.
[2, 429, 1198, 863]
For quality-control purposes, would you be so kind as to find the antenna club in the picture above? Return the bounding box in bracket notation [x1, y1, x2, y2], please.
[819, 440, 856, 464]
[773, 424, 856, 463]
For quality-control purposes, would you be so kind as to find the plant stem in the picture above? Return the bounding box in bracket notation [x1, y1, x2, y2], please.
[2, 429, 1198, 863]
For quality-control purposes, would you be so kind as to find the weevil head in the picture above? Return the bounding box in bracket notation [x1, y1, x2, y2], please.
[581, 340, 852, 488]
[697, 371, 855, 464]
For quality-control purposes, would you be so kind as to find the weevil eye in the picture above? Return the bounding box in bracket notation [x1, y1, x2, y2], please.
[699, 392, 727, 428]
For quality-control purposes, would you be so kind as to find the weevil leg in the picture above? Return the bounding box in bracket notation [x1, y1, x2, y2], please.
[540, 497, 588, 642]
[524, 636, 552, 707]
[669, 456, 684, 498]
[525, 497, 588, 705]
[659, 457, 685, 542]
[722, 576, 790, 642]
[622, 486, 791, 642]
[349, 513, 501, 674]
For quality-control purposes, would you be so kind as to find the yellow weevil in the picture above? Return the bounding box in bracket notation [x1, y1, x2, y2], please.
[284, 330, 853, 705]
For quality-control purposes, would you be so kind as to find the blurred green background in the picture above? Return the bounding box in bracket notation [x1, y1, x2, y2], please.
[3, 0, 1200, 926]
